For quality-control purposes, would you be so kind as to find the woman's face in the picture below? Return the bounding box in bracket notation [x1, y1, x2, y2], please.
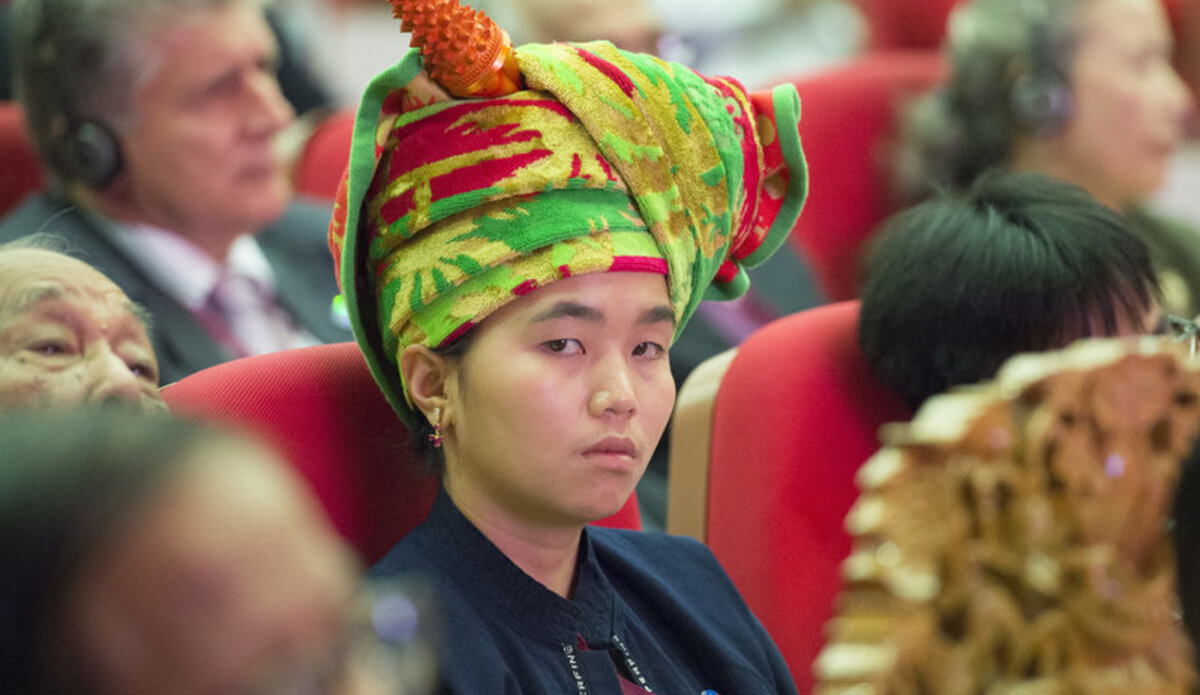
[1051, 0, 1193, 208]
[440, 272, 676, 530]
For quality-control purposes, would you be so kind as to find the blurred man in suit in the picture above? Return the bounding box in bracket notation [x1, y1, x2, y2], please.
[1, 0, 351, 385]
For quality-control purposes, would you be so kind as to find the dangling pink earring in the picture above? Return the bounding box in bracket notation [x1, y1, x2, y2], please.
[428, 407, 444, 449]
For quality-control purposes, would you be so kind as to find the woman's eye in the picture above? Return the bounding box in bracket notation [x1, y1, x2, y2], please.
[543, 338, 584, 354]
[633, 342, 666, 359]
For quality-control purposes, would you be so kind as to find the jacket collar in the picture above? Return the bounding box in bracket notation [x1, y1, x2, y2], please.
[416, 488, 621, 646]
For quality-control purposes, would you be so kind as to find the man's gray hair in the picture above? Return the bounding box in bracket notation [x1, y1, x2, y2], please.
[9, 0, 253, 187]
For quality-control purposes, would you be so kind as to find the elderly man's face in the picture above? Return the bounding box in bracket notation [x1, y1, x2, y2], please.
[0, 249, 162, 410]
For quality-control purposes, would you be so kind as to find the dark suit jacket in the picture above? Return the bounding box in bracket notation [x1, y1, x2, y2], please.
[0, 193, 352, 385]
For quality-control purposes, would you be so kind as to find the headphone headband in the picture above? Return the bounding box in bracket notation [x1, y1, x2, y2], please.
[1009, 0, 1073, 138]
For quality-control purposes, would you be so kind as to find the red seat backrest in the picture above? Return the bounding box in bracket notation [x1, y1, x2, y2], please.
[1162, 0, 1200, 131]
[292, 109, 355, 202]
[857, 0, 1182, 52]
[855, 0, 962, 50]
[0, 102, 44, 216]
[162, 342, 641, 565]
[787, 51, 946, 301]
[705, 301, 911, 691]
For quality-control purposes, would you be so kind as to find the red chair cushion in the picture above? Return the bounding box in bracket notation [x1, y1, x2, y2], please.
[162, 343, 432, 564]
[787, 51, 946, 302]
[292, 109, 355, 201]
[856, 0, 961, 50]
[704, 302, 911, 691]
[0, 103, 44, 216]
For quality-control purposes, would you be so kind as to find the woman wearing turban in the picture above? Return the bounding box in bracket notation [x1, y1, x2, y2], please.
[330, 4, 808, 691]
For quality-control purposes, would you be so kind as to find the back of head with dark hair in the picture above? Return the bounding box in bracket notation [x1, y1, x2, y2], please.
[858, 170, 1159, 410]
[0, 408, 216, 694]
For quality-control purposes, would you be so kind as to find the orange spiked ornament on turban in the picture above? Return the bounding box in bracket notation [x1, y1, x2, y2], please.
[395, 0, 522, 97]
[330, 0, 809, 425]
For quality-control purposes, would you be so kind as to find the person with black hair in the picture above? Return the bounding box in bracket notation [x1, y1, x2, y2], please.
[859, 171, 1161, 410]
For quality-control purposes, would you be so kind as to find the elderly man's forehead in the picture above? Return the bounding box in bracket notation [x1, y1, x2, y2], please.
[1, 282, 150, 328]
[3, 282, 67, 313]
[0, 249, 103, 290]
[0, 250, 147, 325]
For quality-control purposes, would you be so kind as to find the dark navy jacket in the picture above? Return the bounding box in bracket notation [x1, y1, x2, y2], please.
[372, 490, 799, 695]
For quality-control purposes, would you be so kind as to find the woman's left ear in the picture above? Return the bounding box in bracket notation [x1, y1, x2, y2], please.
[400, 344, 452, 423]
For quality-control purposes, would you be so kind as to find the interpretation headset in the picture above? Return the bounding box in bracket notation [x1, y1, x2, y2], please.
[61, 120, 123, 190]
[1008, 0, 1073, 138]
[22, 0, 124, 189]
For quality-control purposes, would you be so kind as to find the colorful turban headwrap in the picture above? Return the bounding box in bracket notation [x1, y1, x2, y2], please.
[330, 40, 808, 426]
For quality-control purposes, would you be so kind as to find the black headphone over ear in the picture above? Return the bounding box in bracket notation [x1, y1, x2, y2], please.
[1009, 3, 1073, 139]
[64, 120, 123, 189]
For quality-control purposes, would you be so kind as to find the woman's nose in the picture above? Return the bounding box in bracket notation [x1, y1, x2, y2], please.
[587, 355, 637, 418]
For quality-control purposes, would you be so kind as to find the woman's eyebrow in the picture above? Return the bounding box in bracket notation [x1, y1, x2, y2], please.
[528, 302, 675, 327]
[639, 305, 675, 326]
[529, 301, 605, 323]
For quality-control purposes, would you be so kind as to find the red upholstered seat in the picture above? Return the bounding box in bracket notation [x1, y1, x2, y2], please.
[786, 51, 945, 301]
[855, 0, 961, 50]
[1162, 0, 1200, 128]
[162, 342, 641, 565]
[857, 0, 1181, 53]
[292, 109, 355, 201]
[668, 301, 911, 692]
[0, 102, 45, 216]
